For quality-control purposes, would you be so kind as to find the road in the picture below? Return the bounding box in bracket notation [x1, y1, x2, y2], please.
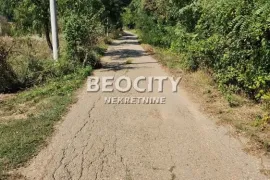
[21, 32, 267, 180]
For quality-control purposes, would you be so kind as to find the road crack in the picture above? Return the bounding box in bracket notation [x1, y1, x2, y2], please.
[51, 96, 102, 179]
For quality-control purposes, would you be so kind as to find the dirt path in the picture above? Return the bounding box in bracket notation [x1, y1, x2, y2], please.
[21, 32, 268, 180]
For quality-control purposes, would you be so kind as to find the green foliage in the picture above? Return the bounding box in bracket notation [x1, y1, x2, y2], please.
[122, 8, 135, 28]
[101, 0, 132, 29]
[1, 0, 131, 50]
[126, 0, 270, 101]
[262, 93, 270, 110]
[13, 0, 53, 49]
[15, 0, 49, 33]
[0, 0, 18, 20]
[0, 0, 131, 93]
[63, 5, 104, 66]
[61, 0, 131, 66]
[0, 36, 107, 93]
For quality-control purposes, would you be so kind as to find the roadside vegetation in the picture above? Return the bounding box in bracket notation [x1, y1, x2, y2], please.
[123, 0, 270, 154]
[0, 67, 91, 179]
[0, 0, 130, 177]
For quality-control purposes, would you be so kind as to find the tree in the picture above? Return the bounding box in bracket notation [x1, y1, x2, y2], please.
[100, 0, 132, 29]
[15, 0, 53, 50]
[0, 0, 18, 20]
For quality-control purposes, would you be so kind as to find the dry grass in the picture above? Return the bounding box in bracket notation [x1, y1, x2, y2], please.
[1, 36, 51, 59]
[0, 96, 53, 123]
[125, 58, 133, 64]
[12, 36, 51, 59]
[142, 44, 154, 54]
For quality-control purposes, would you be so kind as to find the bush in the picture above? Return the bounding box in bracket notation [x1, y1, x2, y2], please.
[0, 37, 80, 93]
[0, 39, 20, 92]
[63, 12, 104, 67]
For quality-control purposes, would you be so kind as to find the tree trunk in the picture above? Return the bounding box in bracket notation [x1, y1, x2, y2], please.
[44, 23, 53, 51]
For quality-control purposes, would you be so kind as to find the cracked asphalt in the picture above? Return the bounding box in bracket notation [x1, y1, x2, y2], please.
[21, 32, 268, 180]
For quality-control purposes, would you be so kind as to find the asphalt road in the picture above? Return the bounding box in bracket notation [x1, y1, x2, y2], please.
[21, 32, 268, 180]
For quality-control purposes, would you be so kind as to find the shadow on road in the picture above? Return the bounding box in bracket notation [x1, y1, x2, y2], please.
[105, 49, 147, 60]
[100, 31, 155, 72]
[110, 32, 140, 46]
[100, 62, 152, 72]
[110, 41, 140, 46]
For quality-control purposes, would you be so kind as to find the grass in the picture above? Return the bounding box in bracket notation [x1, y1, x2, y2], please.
[0, 66, 91, 178]
[140, 42, 270, 156]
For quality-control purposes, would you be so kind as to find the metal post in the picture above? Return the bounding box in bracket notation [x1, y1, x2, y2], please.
[50, 0, 59, 60]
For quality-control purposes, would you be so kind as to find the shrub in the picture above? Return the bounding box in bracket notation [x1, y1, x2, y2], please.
[63, 10, 104, 66]
[0, 37, 80, 93]
[127, 0, 270, 100]
[0, 39, 20, 92]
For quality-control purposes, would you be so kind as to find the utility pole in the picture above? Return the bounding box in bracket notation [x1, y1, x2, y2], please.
[50, 0, 59, 60]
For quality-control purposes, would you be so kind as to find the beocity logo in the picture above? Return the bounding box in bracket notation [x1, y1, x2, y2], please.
[87, 76, 182, 105]
[87, 76, 182, 93]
